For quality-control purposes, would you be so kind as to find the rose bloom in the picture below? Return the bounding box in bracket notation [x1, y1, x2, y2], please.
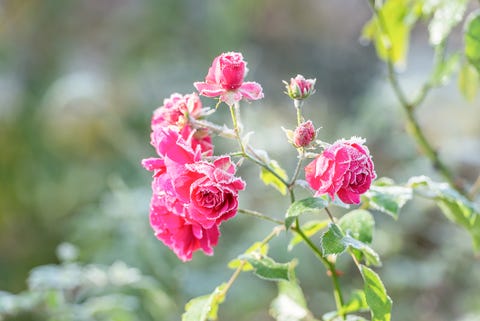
[194, 52, 263, 106]
[305, 137, 376, 204]
[150, 93, 213, 156]
[151, 93, 203, 129]
[284, 74, 316, 100]
[175, 156, 246, 229]
[148, 177, 220, 262]
[142, 128, 245, 260]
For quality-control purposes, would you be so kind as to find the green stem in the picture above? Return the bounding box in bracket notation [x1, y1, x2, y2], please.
[189, 117, 237, 139]
[238, 208, 284, 225]
[220, 226, 284, 297]
[245, 145, 290, 186]
[295, 102, 303, 126]
[325, 207, 335, 222]
[367, 0, 468, 198]
[293, 220, 345, 318]
[289, 151, 305, 186]
[229, 102, 246, 155]
[227, 103, 290, 188]
[221, 261, 246, 295]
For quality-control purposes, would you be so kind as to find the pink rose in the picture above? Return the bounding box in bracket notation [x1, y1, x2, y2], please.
[194, 52, 264, 106]
[142, 129, 245, 261]
[143, 145, 219, 261]
[293, 120, 315, 147]
[304, 137, 376, 204]
[284, 74, 316, 100]
[149, 127, 201, 164]
[149, 188, 220, 262]
[151, 125, 213, 158]
[152, 93, 202, 129]
[174, 156, 246, 228]
[150, 93, 213, 156]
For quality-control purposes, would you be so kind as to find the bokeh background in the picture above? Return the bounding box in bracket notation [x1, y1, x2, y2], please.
[1, 1, 480, 320]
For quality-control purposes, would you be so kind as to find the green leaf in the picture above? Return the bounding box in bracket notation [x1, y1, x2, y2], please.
[270, 276, 319, 321]
[338, 210, 375, 244]
[285, 197, 329, 229]
[361, 0, 417, 66]
[408, 176, 480, 251]
[320, 224, 346, 256]
[260, 160, 288, 195]
[465, 9, 480, 73]
[288, 220, 330, 251]
[428, 0, 468, 46]
[322, 313, 368, 321]
[320, 222, 381, 266]
[323, 290, 368, 321]
[343, 236, 382, 267]
[364, 182, 412, 219]
[431, 52, 461, 86]
[458, 61, 479, 101]
[341, 290, 369, 315]
[228, 242, 269, 271]
[182, 283, 226, 321]
[360, 266, 392, 321]
[240, 254, 295, 282]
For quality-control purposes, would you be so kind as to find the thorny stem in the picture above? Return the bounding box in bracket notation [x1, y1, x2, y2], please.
[293, 218, 345, 318]
[238, 208, 284, 225]
[230, 102, 246, 155]
[221, 261, 246, 296]
[367, 0, 468, 198]
[226, 102, 290, 188]
[289, 153, 305, 188]
[288, 99, 307, 202]
[189, 117, 236, 139]
[239, 206, 345, 316]
[220, 226, 284, 297]
[295, 100, 304, 125]
[193, 115, 289, 187]
[325, 207, 335, 222]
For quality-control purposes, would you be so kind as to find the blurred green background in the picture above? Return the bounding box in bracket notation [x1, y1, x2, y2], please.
[1, 1, 480, 320]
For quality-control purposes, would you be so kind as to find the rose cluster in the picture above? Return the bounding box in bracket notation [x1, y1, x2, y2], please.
[143, 51, 376, 261]
[142, 52, 266, 261]
[142, 93, 245, 261]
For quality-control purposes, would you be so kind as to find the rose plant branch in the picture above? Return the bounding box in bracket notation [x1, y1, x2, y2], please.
[237, 208, 284, 225]
[292, 219, 345, 318]
[219, 225, 284, 299]
[143, 52, 383, 320]
[229, 102, 246, 155]
[366, 0, 469, 198]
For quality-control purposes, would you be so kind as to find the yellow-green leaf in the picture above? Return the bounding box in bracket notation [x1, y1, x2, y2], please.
[458, 61, 479, 101]
[288, 219, 329, 251]
[465, 9, 480, 73]
[260, 160, 288, 195]
[182, 284, 226, 321]
[361, 0, 417, 66]
[361, 266, 392, 321]
[228, 242, 269, 271]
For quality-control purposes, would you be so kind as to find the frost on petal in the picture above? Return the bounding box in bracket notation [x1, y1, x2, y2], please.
[238, 82, 264, 101]
[195, 52, 263, 105]
[194, 82, 225, 98]
[149, 193, 220, 262]
[304, 138, 375, 204]
[141, 157, 165, 172]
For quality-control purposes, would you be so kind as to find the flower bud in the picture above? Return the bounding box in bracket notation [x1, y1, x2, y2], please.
[293, 120, 315, 147]
[284, 74, 316, 100]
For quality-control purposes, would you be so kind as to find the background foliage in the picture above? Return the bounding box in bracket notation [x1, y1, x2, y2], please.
[1, 1, 480, 321]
